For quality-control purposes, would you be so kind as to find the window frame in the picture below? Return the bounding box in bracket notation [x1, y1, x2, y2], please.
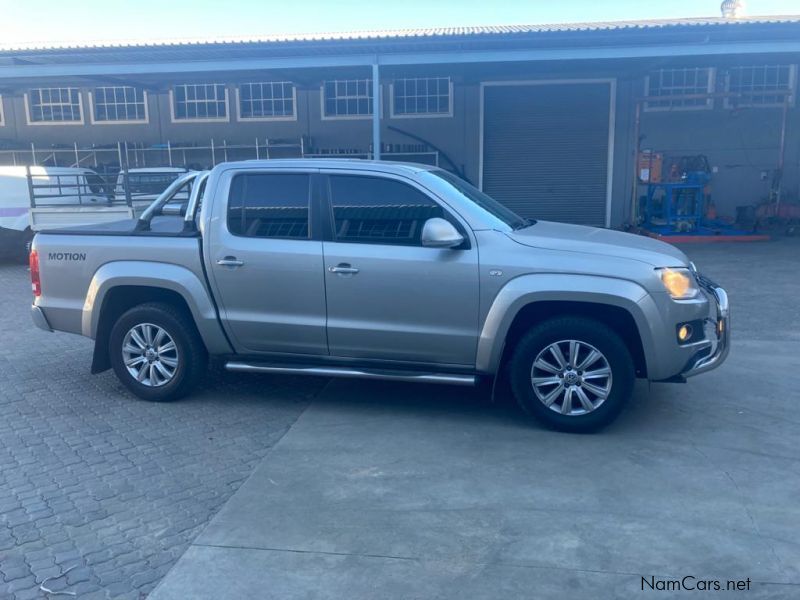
[170, 83, 229, 123]
[644, 68, 716, 112]
[225, 170, 314, 241]
[89, 86, 149, 125]
[320, 170, 470, 249]
[390, 77, 453, 119]
[320, 79, 382, 121]
[236, 81, 298, 122]
[724, 64, 797, 109]
[25, 87, 85, 125]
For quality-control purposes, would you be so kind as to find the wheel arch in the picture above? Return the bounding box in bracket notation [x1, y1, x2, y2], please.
[85, 262, 232, 373]
[477, 274, 657, 378]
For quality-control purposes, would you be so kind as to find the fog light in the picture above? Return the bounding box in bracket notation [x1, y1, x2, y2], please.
[717, 319, 725, 336]
[678, 324, 693, 342]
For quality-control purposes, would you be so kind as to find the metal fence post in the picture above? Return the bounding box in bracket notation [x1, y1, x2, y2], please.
[122, 162, 132, 207]
[26, 165, 35, 208]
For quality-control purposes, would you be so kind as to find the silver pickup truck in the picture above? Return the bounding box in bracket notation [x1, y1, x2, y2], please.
[29, 160, 729, 432]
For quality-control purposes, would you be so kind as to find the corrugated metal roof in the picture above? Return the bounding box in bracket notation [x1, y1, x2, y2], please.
[1, 15, 799, 52]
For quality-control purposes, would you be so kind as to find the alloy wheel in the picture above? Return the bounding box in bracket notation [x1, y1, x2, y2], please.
[121, 323, 179, 387]
[530, 339, 613, 416]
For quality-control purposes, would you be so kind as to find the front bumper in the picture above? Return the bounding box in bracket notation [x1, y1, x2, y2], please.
[31, 305, 53, 332]
[681, 276, 730, 378]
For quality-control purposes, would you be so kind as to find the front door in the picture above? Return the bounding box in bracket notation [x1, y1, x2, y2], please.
[207, 170, 328, 355]
[322, 172, 480, 366]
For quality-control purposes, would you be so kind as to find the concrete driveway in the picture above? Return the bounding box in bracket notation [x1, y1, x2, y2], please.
[149, 238, 800, 600]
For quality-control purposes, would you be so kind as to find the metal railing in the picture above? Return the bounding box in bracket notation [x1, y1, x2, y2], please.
[1, 139, 439, 170]
[26, 166, 116, 208]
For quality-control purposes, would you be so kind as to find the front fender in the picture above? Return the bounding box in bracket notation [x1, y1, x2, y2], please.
[476, 273, 657, 375]
[82, 261, 231, 354]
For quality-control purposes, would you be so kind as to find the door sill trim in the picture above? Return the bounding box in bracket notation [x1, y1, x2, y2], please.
[224, 361, 477, 386]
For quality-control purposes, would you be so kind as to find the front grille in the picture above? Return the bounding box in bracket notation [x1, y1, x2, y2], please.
[695, 272, 718, 291]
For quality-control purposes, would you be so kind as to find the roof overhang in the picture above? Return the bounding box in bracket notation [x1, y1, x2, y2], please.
[1, 39, 799, 80]
[1, 17, 799, 81]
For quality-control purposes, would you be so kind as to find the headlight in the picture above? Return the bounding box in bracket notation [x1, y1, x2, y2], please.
[658, 267, 699, 299]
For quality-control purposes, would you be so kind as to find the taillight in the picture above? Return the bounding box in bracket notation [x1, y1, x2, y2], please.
[29, 250, 41, 297]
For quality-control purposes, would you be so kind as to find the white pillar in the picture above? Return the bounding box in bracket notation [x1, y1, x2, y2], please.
[372, 62, 381, 160]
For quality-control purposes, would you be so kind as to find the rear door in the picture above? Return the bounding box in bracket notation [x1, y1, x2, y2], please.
[206, 169, 328, 355]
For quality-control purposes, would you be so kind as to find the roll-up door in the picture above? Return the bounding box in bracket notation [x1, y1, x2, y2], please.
[481, 81, 613, 227]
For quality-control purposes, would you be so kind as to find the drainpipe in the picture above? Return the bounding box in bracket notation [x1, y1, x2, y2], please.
[630, 100, 642, 225]
[776, 96, 789, 208]
[372, 62, 381, 160]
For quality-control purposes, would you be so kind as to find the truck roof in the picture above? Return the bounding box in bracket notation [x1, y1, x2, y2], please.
[121, 167, 190, 173]
[0, 166, 98, 177]
[213, 159, 438, 176]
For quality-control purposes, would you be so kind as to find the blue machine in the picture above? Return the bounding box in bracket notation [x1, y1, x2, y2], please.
[641, 167, 711, 234]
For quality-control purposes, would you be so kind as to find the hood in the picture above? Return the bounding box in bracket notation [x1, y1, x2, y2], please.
[507, 221, 689, 267]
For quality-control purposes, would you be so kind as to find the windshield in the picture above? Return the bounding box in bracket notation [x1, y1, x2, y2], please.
[430, 170, 530, 230]
[84, 173, 107, 195]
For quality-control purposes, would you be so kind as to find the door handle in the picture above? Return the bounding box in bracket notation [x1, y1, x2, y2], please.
[328, 263, 359, 275]
[217, 256, 244, 267]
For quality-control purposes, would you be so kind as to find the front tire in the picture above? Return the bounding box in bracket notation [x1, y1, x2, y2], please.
[109, 302, 206, 402]
[509, 317, 635, 433]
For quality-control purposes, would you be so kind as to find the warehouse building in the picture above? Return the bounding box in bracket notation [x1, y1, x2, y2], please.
[0, 13, 799, 228]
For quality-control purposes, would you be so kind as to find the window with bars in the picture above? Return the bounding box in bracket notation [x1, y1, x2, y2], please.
[391, 77, 452, 117]
[27, 88, 83, 122]
[726, 65, 796, 107]
[238, 82, 296, 119]
[92, 86, 147, 122]
[645, 68, 714, 110]
[172, 84, 228, 121]
[322, 79, 374, 118]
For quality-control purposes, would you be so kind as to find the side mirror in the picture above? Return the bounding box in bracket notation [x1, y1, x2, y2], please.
[421, 217, 465, 249]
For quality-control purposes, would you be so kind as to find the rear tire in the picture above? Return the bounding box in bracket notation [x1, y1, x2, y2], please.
[509, 317, 635, 433]
[109, 302, 206, 402]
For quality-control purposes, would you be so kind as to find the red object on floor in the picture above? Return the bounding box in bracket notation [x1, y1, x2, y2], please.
[643, 231, 770, 243]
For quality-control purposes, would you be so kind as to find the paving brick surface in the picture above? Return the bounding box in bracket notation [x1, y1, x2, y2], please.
[0, 262, 324, 599]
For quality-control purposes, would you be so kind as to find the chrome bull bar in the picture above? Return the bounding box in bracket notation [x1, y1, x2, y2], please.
[683, 279, 730, 378]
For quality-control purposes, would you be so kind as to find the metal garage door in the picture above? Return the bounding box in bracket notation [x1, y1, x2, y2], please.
[481, 81, 613, 227]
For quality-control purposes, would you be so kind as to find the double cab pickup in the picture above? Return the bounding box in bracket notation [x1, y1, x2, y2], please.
[30, 160, 730, 432]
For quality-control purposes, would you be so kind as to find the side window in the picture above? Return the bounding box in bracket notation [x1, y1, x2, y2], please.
[85, 174, 106, 195]
[328, 175, 444, 245]
[227, 173, 310, 239]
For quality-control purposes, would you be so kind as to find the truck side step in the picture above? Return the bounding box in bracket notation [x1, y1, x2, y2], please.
[224, 361, 477, 386]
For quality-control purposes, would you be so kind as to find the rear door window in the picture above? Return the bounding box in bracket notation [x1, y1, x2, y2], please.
[227, 173, 311, 239]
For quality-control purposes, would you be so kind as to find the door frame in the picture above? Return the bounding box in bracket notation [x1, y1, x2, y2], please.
[478, 78, 617, 228]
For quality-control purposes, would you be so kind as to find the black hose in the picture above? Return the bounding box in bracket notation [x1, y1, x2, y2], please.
[386, 125, 468, 182]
